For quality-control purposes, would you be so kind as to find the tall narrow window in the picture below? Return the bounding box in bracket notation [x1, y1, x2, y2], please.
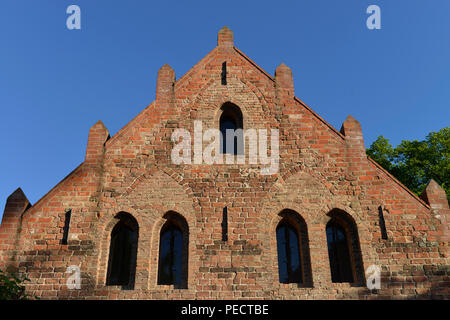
[326, 209, 365, 284]
[106, 212, 139, 289]
[219, 102, 243, 155]
[221, 207, 228, 242]
[326, 220, 353, 283]
[158, 212, 188, 288]
[276, 220, 302, 283]
[221, 61, 227, 85]
[378, 206, 388, 240]
[275, 210, 313, 286]
[61, 209, 72, 245]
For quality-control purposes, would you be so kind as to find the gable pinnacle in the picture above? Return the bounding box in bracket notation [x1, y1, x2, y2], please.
[421, 179, 449, 209]
[218, 26, 234, 48]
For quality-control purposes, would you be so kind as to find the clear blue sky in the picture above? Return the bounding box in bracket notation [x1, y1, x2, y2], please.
[1, 0, 449, 220]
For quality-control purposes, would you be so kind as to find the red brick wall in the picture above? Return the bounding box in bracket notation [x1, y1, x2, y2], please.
[1, 27, 448, 299]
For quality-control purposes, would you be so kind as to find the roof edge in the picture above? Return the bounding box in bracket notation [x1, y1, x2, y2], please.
[367, 156, 430, 210]
[174, 47, 218, 90]
[294, 96, 345, 140]
[105, 101, 156, 148]
[234, 47, 345, 141]
[23, 162, 85, 215]
[233, 47, 274, 82]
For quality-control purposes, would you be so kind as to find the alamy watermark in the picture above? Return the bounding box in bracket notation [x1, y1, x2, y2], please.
[171, 121, 279, 175]
[65, 5, 380, 31]
[66, 265, 81, 289]
[366, 5, 381, 30]
[65, 5, 381, 32]
[66, 5, 81, 30]
[64, 263, 382, 291]
[366, 265, 381, 290]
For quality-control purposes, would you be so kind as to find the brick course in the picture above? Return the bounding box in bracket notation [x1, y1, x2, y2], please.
[1, 27, 448, 299]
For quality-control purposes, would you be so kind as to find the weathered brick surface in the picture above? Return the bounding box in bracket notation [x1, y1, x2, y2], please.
[1, 27, 448, 300]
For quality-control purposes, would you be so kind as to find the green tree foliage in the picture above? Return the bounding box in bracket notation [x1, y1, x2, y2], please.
[367, 127, 449, 201]
[0, 269, 31, 300]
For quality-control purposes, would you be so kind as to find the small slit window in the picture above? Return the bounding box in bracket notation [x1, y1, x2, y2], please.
[221, 61, 227, 85]
[61, 210, 72, 245]
[378, 206, 388, 240]
[221, 207, 228, 242]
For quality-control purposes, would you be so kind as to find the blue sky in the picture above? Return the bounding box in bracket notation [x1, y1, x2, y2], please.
[1, 0, 449, 220]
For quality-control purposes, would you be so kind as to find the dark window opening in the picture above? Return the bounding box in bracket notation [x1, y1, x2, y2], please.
[61, 210, 72, 245]
[221, 61, 227, 85]
[106, 212, 138, 289]
[378, 206, 388, 240]
[326, 220, 354, 283]
[276, 220, 302, 283]
[221, 207, 228, 242]
[157, 214, 188, 288]
[219, 102, 243, 155]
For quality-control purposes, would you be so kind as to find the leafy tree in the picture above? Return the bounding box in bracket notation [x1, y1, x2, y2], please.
[367, 127, 449, 201]
[0, 269, 31, 300]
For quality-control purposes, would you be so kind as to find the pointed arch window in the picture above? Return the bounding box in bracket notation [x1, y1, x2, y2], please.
[106, 212, 139, 289]
[157, 212, 189, 288]
[275, 209, 313, 286]
[219, 102, 243, 155]
[326, 209, 365, 284]
[326, 220, 353, 283]
[276, 220, 302, 283]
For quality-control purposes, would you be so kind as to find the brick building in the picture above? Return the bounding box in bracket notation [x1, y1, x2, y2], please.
[0, 27, 448, 299]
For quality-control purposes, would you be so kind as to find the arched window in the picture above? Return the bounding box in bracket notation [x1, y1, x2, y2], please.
[326, 220, 353, 283]
[276, 220, 302, 283]
[158, 212, 188, 288]
[326, 209, 365, 284]
[275, 210, 313, 286]
[106, 212, 138, 289]
[219, 102, 243, 155]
